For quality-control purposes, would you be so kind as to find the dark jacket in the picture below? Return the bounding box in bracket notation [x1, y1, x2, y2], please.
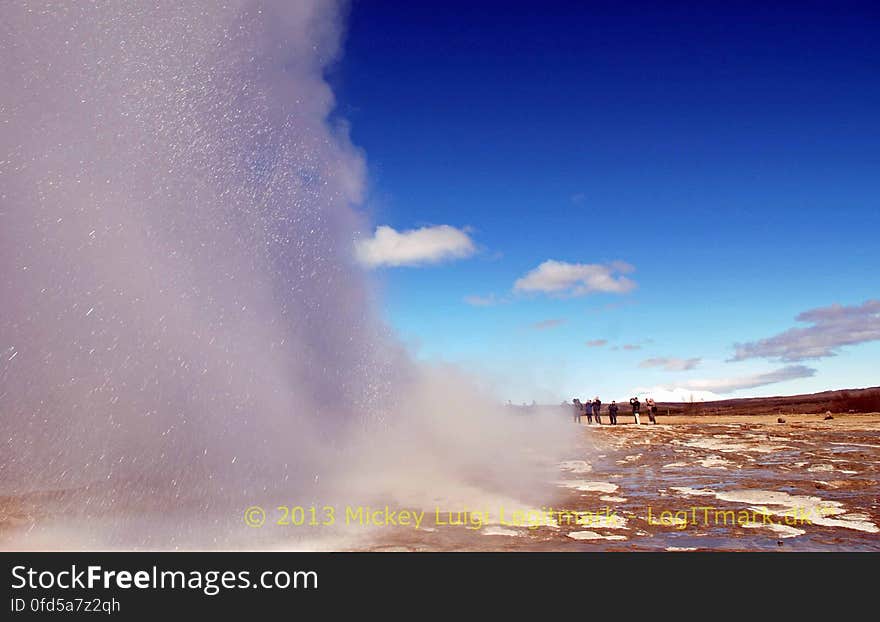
[630, 398, 640, 412]
[609, 404, 618, 415]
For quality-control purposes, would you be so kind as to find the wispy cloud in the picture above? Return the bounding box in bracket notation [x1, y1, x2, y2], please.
[532, 318, 567, 331]
[622, 344, 642, 351]
[732, 299, 880, 362]
[633, 387, 723, 403]
[513, 260, 636, 297]
[464, 294, 502, 307]
[355, 225, 476, 268]
[586, 299, 639, 315]
[640, 357, 702, 371]
[586, 339, 607, 347]
[680, 365, 816, 394]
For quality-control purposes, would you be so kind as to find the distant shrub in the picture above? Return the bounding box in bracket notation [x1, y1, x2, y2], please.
[831, 390, 880, 413]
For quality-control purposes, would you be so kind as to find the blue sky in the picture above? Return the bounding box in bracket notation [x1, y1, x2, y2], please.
[334, 1, 880, 403]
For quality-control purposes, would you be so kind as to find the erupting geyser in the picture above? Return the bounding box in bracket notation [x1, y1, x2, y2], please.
[0, 1, 570, 549]
[0, 0, 399, 539]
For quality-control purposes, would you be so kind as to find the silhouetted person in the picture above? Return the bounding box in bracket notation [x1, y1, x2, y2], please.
[584, 399, 593, 424]
[630, 397, 641, 425]
[608, 401, 619, 425]
[593, 397, 602, 424]
[646, 397, 658, 424]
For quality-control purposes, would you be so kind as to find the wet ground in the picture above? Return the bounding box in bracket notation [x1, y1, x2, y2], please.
[2, 414, 878, 551]
[361, 414, 880, 551]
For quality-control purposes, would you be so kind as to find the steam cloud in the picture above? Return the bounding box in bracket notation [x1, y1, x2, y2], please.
[0, 1, 569, 549]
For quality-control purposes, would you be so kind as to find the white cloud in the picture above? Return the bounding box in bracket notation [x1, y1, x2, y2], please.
[684, 365, 815, 394]
[355, 225, 476, 268]
[636, 365, 816, 400]
[732, 299, 880, 361]
[640, 357, 702, 371]
[513, 260, 636, 297]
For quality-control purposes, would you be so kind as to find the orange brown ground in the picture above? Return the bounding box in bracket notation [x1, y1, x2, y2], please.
[2, 413, 878, 551]
[362, 413, 880, 551]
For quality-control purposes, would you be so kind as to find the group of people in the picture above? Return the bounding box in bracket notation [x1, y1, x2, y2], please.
[571, 396, 658, 425]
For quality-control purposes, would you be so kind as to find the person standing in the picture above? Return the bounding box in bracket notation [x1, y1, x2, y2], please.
[584, 399, 593, 424]
[593, 397, 602, 425]
[609, 400, 619, 425]
[572, 398, 582, 423]
[630, 397, 641, 425]
[646, 397, 658, 424]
